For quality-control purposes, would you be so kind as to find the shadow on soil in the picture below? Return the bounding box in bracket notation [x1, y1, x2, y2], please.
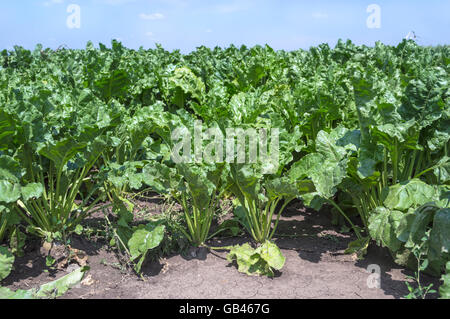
[1, 240, 50, 286]
[140, 259, 164, 277]
[274, 202, 353, 263]
[354, 244, 440, 299]
[273, 201, 441, 299]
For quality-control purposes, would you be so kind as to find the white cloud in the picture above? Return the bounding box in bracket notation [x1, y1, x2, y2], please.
[145, 32, 154, 37]
[139, 13, 165, 20]
[205, 29, 213, 33]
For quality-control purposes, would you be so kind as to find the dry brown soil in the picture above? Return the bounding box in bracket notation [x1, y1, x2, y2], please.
[2, 201, 440, 299]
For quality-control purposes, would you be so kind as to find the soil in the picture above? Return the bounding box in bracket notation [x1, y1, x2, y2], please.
[1, 200, 441, 299]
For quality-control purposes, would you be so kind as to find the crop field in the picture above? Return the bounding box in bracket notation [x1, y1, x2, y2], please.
[0, 40, 449, 299]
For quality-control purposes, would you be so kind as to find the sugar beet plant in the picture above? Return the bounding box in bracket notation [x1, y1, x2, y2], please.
[0, 54, 121, 241]
[146, 162, 228, 247]
[139, 107, 230, 247]
[229, 163, 314, 244]
[0, 40, 449, 281]
[287, 42, 449, 274]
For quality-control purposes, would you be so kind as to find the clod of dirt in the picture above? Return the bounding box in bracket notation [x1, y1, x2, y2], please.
[68, 247, 88, 267]
[40, 241, 68, 263]
[160, 258, 170, 274]
[41, 241, 52, 253]
[58, 246, 89, 270]
[66, 263, 80, 273]
[81, 274, 96, 286]
[40, 242, 89, 270]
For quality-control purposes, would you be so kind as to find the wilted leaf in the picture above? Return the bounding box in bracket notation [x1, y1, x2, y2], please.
[34, 266, 89, 299]
[227, 241, 285, 277]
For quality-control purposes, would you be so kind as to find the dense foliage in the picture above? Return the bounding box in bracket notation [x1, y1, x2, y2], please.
[0, 40, 449, 282]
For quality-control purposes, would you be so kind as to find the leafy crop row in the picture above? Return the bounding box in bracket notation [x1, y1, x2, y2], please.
[0, 40, 448, 285]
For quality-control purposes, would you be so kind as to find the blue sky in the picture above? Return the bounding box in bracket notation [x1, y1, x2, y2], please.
[1, 0, 449, 52]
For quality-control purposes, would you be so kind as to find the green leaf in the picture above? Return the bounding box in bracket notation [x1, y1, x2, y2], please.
[289, 128, 354, 199]
[404, 204, 438, 249]
[169, 67, 205, 107]
[368, 207, 404, 252]
[233, 205, 251, 234]
[265, 177, 299, 200]
[128, 224, 165, 273]
[315, 127, 357, 162]
[143, 162, 181, 194]
[0, 110, 17, 150]
[107, 161, 146, 191]
[0, 155, 21, 182]
[396, 212, 417, 243]
[431, 156, 450, 184]
[428, 208, 450, 274]
[0, 181, 21, 204]
[74, 225, 83, 236]
[213, 219, 242, 237]
[0, 246, 14, 281]
[230, 164, 262, 202]
[177, 163, 215, 211]
[288, 153, 322, 181]
[344, 237, 370, 258]
[46, 256, 56, 267]
[440, 262, 450, 299]
[383, 179, 437, 211]
[0, 287, 35, 299]
[300, 192, 326, 211]
[9, 228, 26, 256]
[39, 138, 87, 169]
[94, 69, 130, 101]
[21, 183, 43, 201]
